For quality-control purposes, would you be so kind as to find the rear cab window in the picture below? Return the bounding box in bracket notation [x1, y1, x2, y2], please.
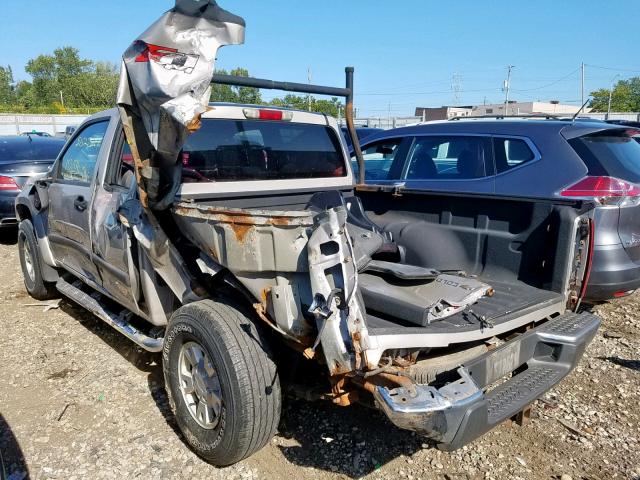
[569, 129, 640, 183]
[179, 119, 346, 182]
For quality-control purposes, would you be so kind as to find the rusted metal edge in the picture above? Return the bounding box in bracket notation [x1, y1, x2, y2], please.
[173, 202, 315, 227]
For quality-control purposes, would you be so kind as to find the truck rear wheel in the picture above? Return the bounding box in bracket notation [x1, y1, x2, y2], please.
[163, 300, 281, 466]
[18, 219, 57, 301]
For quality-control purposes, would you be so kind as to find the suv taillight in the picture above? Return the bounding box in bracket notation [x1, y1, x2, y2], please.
[560, 176, 640, 205]
[0, 176, 19, 192]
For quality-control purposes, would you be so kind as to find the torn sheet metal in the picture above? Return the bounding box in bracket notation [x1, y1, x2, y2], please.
[118, 198, 202, 308]
[117, 0, 245, 209]
[111, 1, 244, 313]
[307, 206, 369, 375]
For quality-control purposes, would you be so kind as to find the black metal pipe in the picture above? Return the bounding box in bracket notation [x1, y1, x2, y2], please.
[211, 73, 350, 98]
[344, 67, 365, 184]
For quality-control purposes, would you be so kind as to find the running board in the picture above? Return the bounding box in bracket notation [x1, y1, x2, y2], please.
[56, 278, 164, 352]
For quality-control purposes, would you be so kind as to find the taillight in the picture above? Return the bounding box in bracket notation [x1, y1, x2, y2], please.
[560, 176, 640, 205]
[0, 176, 19, 192]
[134, 41, 178, 63]
[613, 289, 635, 298]
[243, 108, 293, 121]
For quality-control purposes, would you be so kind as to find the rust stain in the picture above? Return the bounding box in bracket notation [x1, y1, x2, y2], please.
[224, 216, 253, 244]
[332, 391, 359, 407]
[266, 216, 294, 227]
[329, 361, 353, 377]
[186, 113, 203, 133]
[260, 288, 270, 304]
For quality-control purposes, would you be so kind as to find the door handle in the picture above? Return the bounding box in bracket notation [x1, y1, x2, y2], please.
[74, 196, 88, 212]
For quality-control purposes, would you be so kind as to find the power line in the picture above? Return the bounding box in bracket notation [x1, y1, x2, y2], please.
[358, 87, 503, 97]
[511, 66, 581, 92]
[584, 64, 640, 73]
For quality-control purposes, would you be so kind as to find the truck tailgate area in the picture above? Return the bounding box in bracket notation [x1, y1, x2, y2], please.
[364, 278, 564, 337]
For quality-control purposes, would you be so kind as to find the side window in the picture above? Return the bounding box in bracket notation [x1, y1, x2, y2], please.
[494, 138, 536, 173]
[405, 136, 491, 180]
[59, 121, 109, 183]
[114, 142, 136, 189]
[351, 138, 403, 181]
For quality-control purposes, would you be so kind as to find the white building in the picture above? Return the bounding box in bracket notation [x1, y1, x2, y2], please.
[415, 106, 473, 121]
[471, 101, 589, 117]
[415, 101, 590, 121]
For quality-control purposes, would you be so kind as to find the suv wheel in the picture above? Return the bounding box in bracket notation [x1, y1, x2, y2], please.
[18, 220, 57, 301]
[163, 300, 281, 466]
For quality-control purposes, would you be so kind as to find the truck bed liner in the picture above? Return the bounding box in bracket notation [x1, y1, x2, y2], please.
[364, 278, 564, 336]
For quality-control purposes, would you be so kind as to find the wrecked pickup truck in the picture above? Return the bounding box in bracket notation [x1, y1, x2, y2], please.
[15, 70, 601, 466]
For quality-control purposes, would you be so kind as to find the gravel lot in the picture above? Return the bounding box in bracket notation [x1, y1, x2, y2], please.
[0, 229, 638, 480]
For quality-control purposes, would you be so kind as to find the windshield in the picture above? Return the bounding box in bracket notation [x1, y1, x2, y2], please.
[569, 129, 640, 183]
[0, 139, 65, 163]
[180, 119, 346, 182]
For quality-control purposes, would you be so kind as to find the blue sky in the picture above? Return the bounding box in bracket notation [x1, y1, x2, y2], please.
[2, 0, 639, 116]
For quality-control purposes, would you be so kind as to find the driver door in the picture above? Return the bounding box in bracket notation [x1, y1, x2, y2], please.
[48, 120, 110, 284]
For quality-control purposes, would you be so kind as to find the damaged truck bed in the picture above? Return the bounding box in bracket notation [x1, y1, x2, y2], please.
[13, 1, 600, 466]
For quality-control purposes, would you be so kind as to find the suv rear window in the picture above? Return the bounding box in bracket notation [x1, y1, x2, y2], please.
[569, 129, 640, 183]
[180, 119, 346, 182]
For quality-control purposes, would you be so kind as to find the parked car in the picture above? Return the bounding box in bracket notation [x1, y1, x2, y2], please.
[605, 120, 640, 143]
[64, 125, 77, 140]
[0, 135, 65, 228]
[19, 131, 52, 138]
[354, 118, 640, 302]
[341, 126, 384, 150]
[605, 119, 640, 128]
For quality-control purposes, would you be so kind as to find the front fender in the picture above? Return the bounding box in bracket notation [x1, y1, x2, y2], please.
[15, 187, 59, 281]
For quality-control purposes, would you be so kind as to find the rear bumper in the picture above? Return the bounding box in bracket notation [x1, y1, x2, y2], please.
[373, 311, 600, 450]
[0, 191, 18, 227]
[585, 243, 640, 301]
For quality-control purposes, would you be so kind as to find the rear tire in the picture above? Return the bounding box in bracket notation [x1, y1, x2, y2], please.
[18, 219, 57, 301]
[163, 299, 281, 466]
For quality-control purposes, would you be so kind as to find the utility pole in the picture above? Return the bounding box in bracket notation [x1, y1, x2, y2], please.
[580, 62, 585, 108]
[307, 67, 312, 112]
[59, 90, 64, 107]
[451, 73, 462, 105]
[387, 102, 391, 129]
[503, 65, 514, 116]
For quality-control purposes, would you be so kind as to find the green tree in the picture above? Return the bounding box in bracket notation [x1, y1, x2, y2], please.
[269, 94, 344, 117]
[24, 46, 103, 108]
[590, 77, 640, 112]
[0, 66, 15, 104]
[210, 67, 262, 104]
[16, 47, 119, 111]
[65, 62, 120, 108]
